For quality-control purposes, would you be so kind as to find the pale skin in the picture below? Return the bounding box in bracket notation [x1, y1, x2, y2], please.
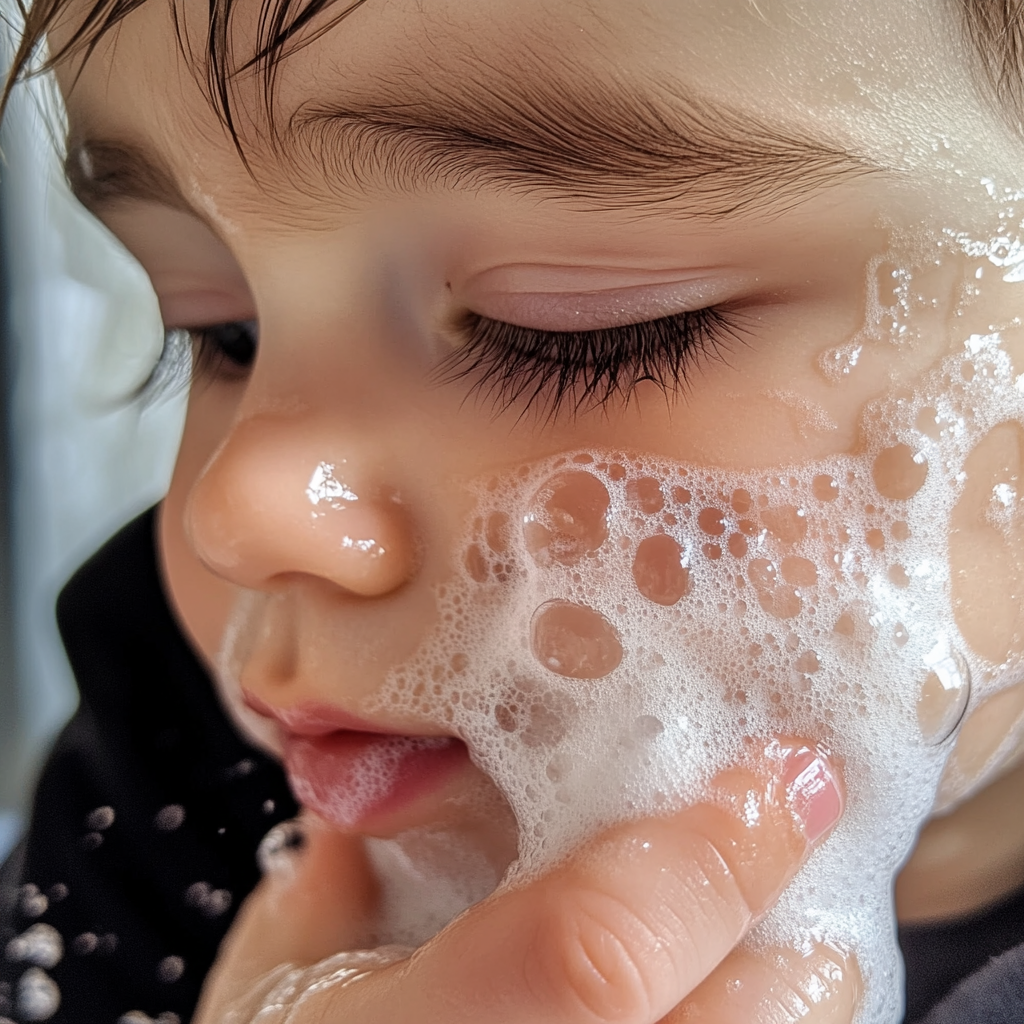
[45, 0, 1024, 1019]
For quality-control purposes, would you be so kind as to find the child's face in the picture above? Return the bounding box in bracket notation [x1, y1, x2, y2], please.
[59, 0, 1024, 952]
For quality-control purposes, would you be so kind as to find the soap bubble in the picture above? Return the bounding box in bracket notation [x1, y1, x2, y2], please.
[524, 471, 610, 567]
[5, 925, 63, 969]
[258, 820, 306, 877]
[18, 886, 47, 919]
[632, 535, 691, 605]
[184, 882, 232, 918]
[873, 444, 928, 500]
[918, 646, 971, 744]
[153, 805, 185, 831]
[15, 968, 60, 1021]
[156, 955, 185, 983]
[530, 601, 623, 679]
[84, 806, 115, 830]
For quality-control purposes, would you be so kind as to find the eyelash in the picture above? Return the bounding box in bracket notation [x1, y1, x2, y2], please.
[150, 307, 742, 416]
[437, 305, 744, 419]
[190, 321, 259, 379]
[142, 321, 259, 398]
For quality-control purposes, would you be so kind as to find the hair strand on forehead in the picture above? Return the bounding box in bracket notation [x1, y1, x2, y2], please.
[959, 0, 1024, 136]
[3, 1, 1024, 158]
[1, 0, 368, 147]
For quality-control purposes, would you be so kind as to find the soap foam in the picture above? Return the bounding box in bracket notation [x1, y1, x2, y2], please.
[366, 331, 1024, 1023]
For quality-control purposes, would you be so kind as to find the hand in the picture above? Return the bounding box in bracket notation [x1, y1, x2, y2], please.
[194, 741, 860, 1024]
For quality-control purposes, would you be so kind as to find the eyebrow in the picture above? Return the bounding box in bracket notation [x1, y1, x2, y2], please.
[66, 63, 879, 219]
[286, 68, 879, 217]
[65, 138, 191, 213]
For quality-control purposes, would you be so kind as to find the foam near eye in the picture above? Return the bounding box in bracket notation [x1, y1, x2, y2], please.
[370, 329, 1024, 1023]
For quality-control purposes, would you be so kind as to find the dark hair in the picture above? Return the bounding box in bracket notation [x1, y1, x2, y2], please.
[1, 0, 367, 138]
[2, 0, 1023, 143]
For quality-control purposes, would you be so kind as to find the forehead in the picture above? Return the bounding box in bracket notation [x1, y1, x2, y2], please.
[56, 0, 1006, 232]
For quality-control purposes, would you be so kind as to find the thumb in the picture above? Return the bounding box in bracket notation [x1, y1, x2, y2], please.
[195, 815, 377, 1019]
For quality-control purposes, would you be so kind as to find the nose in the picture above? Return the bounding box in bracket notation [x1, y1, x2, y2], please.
[186, 415, 417, 597]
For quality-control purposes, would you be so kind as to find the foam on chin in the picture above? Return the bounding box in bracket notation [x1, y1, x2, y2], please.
[367, 330, 1024, 1023]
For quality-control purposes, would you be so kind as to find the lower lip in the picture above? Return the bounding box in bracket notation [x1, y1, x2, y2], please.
[283, 731, 467, 830]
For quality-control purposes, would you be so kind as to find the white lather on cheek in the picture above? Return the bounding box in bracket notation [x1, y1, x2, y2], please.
[372, 315, 1024, 1024]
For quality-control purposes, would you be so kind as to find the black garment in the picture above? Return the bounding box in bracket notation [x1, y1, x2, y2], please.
[901, 881, 1024, 1024]
[2, 508, 1024, 1022]
[0, 508, 297, 1023]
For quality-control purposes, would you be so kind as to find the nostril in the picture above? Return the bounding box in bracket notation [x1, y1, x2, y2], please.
[184, 423, 418, 597]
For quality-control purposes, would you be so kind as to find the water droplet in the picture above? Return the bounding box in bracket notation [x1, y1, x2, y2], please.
[812, 474, 839, 502]
[523, 472, 610, 567]
[531, 601, 623, 679]
[72, 933, 97, 955]
[262, 799, 276, 814]
[47, 884, 67, 903]
[156, 955, 185, 984]
[153, 805, 185, 831]
[16, 967, 60, 1021]
[893, 623, 910, 647]
[873, 444, 928, 500]
[626, 476, 664, 514]
[918, 646, 971, 744]
[761, 505, 807, 544]
[632, 535, 691, 605]
[698, 507, 726, 536]
[80, 833, 103, 851]
[5, 925, 63, 969]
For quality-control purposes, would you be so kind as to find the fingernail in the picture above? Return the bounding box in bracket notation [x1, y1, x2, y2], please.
[781, 746, 843, 844]
[257, 819, 307, 878]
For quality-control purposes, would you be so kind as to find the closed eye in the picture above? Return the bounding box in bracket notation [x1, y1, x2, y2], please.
[435, 305, 749, 421]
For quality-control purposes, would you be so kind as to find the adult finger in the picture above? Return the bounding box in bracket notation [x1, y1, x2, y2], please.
[200, 737, 843, 1024]
[663, 941, 861, 1024]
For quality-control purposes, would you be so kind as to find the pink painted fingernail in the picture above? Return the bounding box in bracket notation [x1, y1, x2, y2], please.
[782, 747, 844, 844]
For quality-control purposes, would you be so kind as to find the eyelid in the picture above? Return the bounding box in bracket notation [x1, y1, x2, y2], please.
[460, 268, 758, 332]
[158, 289, 256, 330]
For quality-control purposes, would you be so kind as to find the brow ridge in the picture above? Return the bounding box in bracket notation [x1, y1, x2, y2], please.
[287, 71, 877, 216]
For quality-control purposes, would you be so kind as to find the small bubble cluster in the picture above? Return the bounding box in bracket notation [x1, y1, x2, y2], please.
[372, 328, 1024, 1024]
[184, 882, 232, 918]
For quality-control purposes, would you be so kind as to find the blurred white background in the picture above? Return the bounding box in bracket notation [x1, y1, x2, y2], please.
[0, 59, 188, 861]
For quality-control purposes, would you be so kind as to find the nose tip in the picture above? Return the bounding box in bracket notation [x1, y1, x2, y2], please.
[187, 423, 417, 598]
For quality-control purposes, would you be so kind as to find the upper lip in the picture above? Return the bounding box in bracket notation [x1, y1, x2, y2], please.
[242, 690, 425, 738]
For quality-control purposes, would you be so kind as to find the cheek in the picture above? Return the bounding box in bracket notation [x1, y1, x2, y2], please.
[943, 421, 1024, 798]
[158, 383, 246, 667]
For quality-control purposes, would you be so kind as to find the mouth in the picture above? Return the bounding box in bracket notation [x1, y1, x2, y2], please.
[243, 692, 469, 832]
